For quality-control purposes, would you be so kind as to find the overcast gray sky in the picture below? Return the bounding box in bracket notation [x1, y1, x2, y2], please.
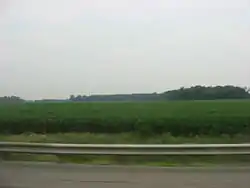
[0, 0, 249, 99]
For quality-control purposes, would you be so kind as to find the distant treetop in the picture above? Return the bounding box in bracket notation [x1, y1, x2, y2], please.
[162, 85, 250, 100]
[0, 96, 24, 103]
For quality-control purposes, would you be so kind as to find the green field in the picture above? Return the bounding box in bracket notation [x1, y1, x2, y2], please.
[0, 100, 250, 136]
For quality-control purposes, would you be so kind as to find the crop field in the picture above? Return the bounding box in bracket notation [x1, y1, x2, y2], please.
[0, 100, 250, 136]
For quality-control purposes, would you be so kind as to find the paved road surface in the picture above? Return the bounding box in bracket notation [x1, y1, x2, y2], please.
[1, 162, 250, 188]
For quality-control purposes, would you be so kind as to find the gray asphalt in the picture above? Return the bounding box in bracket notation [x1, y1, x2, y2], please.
[1, 162, 250, 188]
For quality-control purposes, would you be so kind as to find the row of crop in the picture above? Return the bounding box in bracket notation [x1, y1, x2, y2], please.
[0, 115, 250, 136]
[1, 101, 250, 118]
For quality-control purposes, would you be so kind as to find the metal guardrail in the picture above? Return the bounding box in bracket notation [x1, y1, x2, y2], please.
[1, 142, 250, 156]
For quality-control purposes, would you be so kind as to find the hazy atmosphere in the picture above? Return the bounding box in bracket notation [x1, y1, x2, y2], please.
[0, 0, 249, 100]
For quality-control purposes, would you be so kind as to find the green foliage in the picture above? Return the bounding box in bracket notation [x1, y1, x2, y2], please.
[69, 85, 250, 102]
[0, 96, 24, 103]
[0, 100, 250, 136]
[69, 93, 161, 102]
[163, 85, 250, 100]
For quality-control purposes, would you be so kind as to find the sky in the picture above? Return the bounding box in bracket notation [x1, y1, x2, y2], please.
[0, 0, 249, 100]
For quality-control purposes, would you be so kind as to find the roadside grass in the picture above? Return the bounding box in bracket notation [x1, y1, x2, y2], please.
[0, 132, 250, 144]
[1, 133, 250, 166]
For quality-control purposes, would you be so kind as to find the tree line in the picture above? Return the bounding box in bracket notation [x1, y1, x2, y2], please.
[1, 85, 249, 103]
[162, 85, 250, 100]
[0, 96, 24, 103]
[69, 85, 250, 102]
